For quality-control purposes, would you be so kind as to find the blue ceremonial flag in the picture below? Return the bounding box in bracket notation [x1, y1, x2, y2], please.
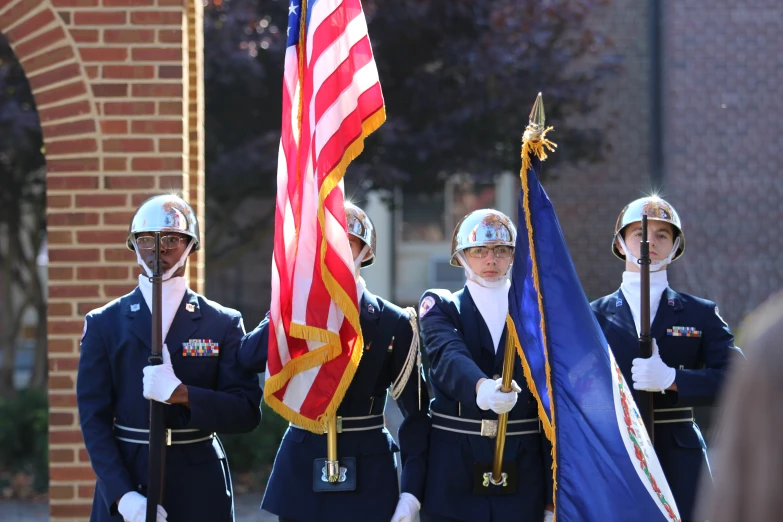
[508, 124, 681, 521]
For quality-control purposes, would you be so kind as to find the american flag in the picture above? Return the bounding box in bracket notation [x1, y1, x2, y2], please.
[264, 0, 385, 432]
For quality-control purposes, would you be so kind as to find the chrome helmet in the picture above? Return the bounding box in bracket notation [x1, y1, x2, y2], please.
[450, 209, 516, 266]
[345, 202, 376, 267]
[612, 196, 684, 261]
[126, 194, 200, 251]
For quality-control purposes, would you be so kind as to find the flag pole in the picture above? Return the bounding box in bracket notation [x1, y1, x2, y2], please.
[325, 414, 341, 482]
[488, 322, 517, 486]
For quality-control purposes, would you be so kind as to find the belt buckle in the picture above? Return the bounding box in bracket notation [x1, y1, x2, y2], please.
[480, 419, 498, 438]
[165, 429, 172, 446]
[336, 417, 343, 434]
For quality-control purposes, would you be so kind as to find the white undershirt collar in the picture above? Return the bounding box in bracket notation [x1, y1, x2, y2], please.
[620, 270, 669, 336]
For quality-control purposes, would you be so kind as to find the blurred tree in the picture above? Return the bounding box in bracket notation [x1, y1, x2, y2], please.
[203, 0, 618, 267]
[203, 0, 287, 269]
[0, 34, 47, 397]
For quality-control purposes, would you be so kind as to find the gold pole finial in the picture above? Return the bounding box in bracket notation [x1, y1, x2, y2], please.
[527, 92, 545, 138]
[521, 93, 556, 174]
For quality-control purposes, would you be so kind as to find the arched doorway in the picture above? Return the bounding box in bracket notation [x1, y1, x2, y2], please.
[0, 0, 204, 519]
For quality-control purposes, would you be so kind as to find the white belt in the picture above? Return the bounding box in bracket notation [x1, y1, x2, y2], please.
[289, 414, 386, 433]
[431, 411, 540, 438]
[113, 423, 215, 445]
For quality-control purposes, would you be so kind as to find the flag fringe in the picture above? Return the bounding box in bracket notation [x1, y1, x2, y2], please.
[507, 318, 554, 441]
[265, 105, 387, 433]
[315, 106, 386, 429]
[517, 128, 559, 512]
[263, 324, 343, 433]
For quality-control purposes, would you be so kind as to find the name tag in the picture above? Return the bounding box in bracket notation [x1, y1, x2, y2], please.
[667, 326, 701, 338]
[182, 339, 220, 356]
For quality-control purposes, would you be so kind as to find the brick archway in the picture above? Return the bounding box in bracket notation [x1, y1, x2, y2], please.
[0, 0, 204, 519]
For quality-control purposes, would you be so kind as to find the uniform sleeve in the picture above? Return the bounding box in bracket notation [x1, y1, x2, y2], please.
[391, 312, 431, 502]
[76, 313, 134, 513]
[237, 313, 269, 373]
[590, 300, 602, 322]
[672, 302, 744, 407]
[185, 314, 262, 433]
[419, 292, 486, 408]
[590, 299, 610, 331]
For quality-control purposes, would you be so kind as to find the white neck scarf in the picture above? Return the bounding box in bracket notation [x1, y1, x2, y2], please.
[137, 274, 188, 342]
[466, 279, 510, 353]
[356, 275, 367, 303]
[620, 270, 669, 336]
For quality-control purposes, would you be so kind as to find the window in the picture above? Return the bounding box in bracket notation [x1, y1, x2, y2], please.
[446, 176, 497, 232]
[401, 190, 446, 241]
[401, 175, 498, 242]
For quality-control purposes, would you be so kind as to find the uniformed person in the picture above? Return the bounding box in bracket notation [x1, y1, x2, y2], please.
[77, 195, 263, 522]
[239, 202, 430, 522]
[418, 209, 554, 522]
[591, 196, 742, 521]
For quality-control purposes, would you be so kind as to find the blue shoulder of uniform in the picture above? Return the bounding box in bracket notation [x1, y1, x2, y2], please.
[673, 291, 728, 327]
[419, 288, 458, 310]
[590, 290, 621, 314]
[84, 290, 135, 320]
[375, 297, 416, 339]
[675, 291, 716, 310]
[421, 288, 455, 303]
[377, 296, 407, 321]
[194, 293, 242, 321]
[590, 295, 611, 312]
[418, 288, 461, 320]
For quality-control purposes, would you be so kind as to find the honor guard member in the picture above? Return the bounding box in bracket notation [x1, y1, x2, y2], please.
[77, 195, 263, 522]
[591, 196, 743, 522]
[418, 209, 554, 522]
[239, 202, 430, 522]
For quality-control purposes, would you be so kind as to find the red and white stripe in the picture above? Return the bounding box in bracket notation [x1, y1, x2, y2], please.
[265, 0, 385, 429]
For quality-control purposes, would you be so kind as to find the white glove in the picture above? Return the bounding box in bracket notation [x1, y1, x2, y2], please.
[143, 345, 182, 403]
[631, 339, 676, 392]
[117, 491, 167, 522]
[390, 492, 421, 522]
[476, 378, 522, 414]
[543, 509, 555, 522]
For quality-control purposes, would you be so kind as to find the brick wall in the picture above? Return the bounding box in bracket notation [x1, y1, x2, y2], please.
[545, 0, 652, 301]
[664, 1, 783, 328]
[184, 0, 204, 289]
[0, 0, 202, 519]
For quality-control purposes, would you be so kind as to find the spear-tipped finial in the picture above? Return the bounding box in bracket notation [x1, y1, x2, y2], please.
[524, 93, 546, 143]
[520, 93, 556, 173]
[529, 92, 545, 129]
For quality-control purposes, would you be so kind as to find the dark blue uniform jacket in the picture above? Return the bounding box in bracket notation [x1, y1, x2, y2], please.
[77, 287, 262, 522]
[419, 288, 553, 522]
[592, 287, 742, 521]
[239, 290, 430, 522]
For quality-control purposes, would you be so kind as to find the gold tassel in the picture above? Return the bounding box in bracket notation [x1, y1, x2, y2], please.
[521, 126, 557, 176]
